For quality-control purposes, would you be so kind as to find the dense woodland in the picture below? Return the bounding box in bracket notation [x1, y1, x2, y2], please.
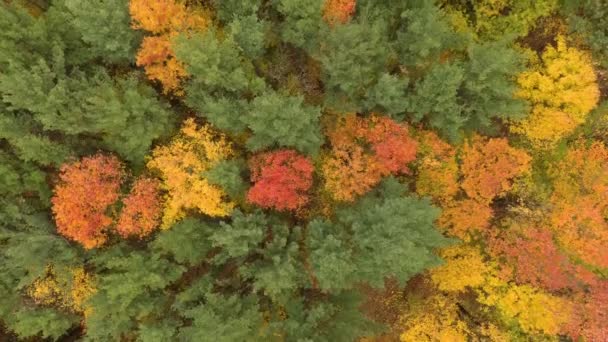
[1, 0, 608, 340]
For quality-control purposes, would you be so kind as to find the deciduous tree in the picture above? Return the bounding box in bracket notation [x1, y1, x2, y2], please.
[460, 135, 531, 203]
[116, 177, 163, 238]
[247, 150, 314, 211]
[51, 154, 124, 249]
[147, 118, 234, 228]
[511, 37, 600, 147]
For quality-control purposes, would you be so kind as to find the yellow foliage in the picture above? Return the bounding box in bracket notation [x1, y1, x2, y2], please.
[70, 267, 96, 314]
[27, 265, 62, 306]
[479, 284, 573, 336]
[430, 245, 492, 292]
[147, 118, 234, 228]
[512, 36, 599, 147]
[399, 295, 469, 342]
[415, 130, 459, 205]
[27, 265, 96, 314]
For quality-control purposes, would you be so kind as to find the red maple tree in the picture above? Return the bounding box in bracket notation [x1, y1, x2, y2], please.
[247, 150, 314, 211]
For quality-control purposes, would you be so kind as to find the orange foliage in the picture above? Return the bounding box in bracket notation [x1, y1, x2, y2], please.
[130, 0, 211, 94]
[135, 35, 188, 95]
[323, 0, 356, 26]
[460, 135, 531, 204]
[116, 177, 163, 238]
[147, 118, 234, 228]
[437, 199, 492, 240]
[415, 130, 459, 205]
[322, 114, 417, 202]
[549, 141, 608, 269]
[51, 154, 124, 249]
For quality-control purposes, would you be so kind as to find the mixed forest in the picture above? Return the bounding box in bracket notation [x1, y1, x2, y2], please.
[2, 0, 608, 340]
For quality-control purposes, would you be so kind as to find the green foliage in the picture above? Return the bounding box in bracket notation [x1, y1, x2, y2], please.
[564, 0, 608, 68]
[0, 56, 173, 164]
[245, 91, 323, 155]
[271, 291, 382, 341]
[204, 159, 249, 200]
[309, 178, 450, 288]
[405, 62, 466, 141]
[406, 40, 526, 141]
[85, 248, 185, 341]
[57, 0, 139, 64]
[240, 224, 303, 302]
[209, 210, 268, 262]
[151, 218, 215, 265]
[272, 0, 327, 52]
[6, 307, 77, 340]
[319, 19, 392, 112]
[175, 31, 265, 133]
[175, 277, 264, 342]
[227, 15, 268, 60]
[396, 1, 463, 67]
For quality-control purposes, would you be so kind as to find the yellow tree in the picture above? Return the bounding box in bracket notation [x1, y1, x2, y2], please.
[147, 118, 234, 228]
[512, 36, 599, 147]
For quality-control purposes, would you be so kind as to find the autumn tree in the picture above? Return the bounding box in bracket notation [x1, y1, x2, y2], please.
[511, 37, 600, 147]
[322, 114, 418, 201]
[323, 0, 356, 26]
[488, 217, 595, 293]
[51, 154, 124, 249]
[460, 135, 531, 203]
[147, 118, 234, 228]
[116, 177, 163, 239]
[415, 130, 459, 205]
[129, 0, 211, 94]
[441, 0, 557, 39]
[247, 150, 314, 211]
[549, 141, 608, 269]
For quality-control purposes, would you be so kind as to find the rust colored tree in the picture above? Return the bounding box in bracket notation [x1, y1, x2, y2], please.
[51, 154, 124, 249]
[247, 150, 314, 211]
[116, 177, 163, 239]
[323, 0, 356, 26]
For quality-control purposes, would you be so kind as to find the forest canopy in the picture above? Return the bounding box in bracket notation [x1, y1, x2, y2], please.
[1, 0, 608, 341]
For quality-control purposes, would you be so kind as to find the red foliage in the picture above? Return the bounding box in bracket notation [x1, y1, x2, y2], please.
[566, 281, 608, 341]
[116, 177, 163, 238]
[488, 225, 595, 293]
[247, 150, 314, 211]
[51, 154, 124, 249]
[323, 114, 418, 201]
